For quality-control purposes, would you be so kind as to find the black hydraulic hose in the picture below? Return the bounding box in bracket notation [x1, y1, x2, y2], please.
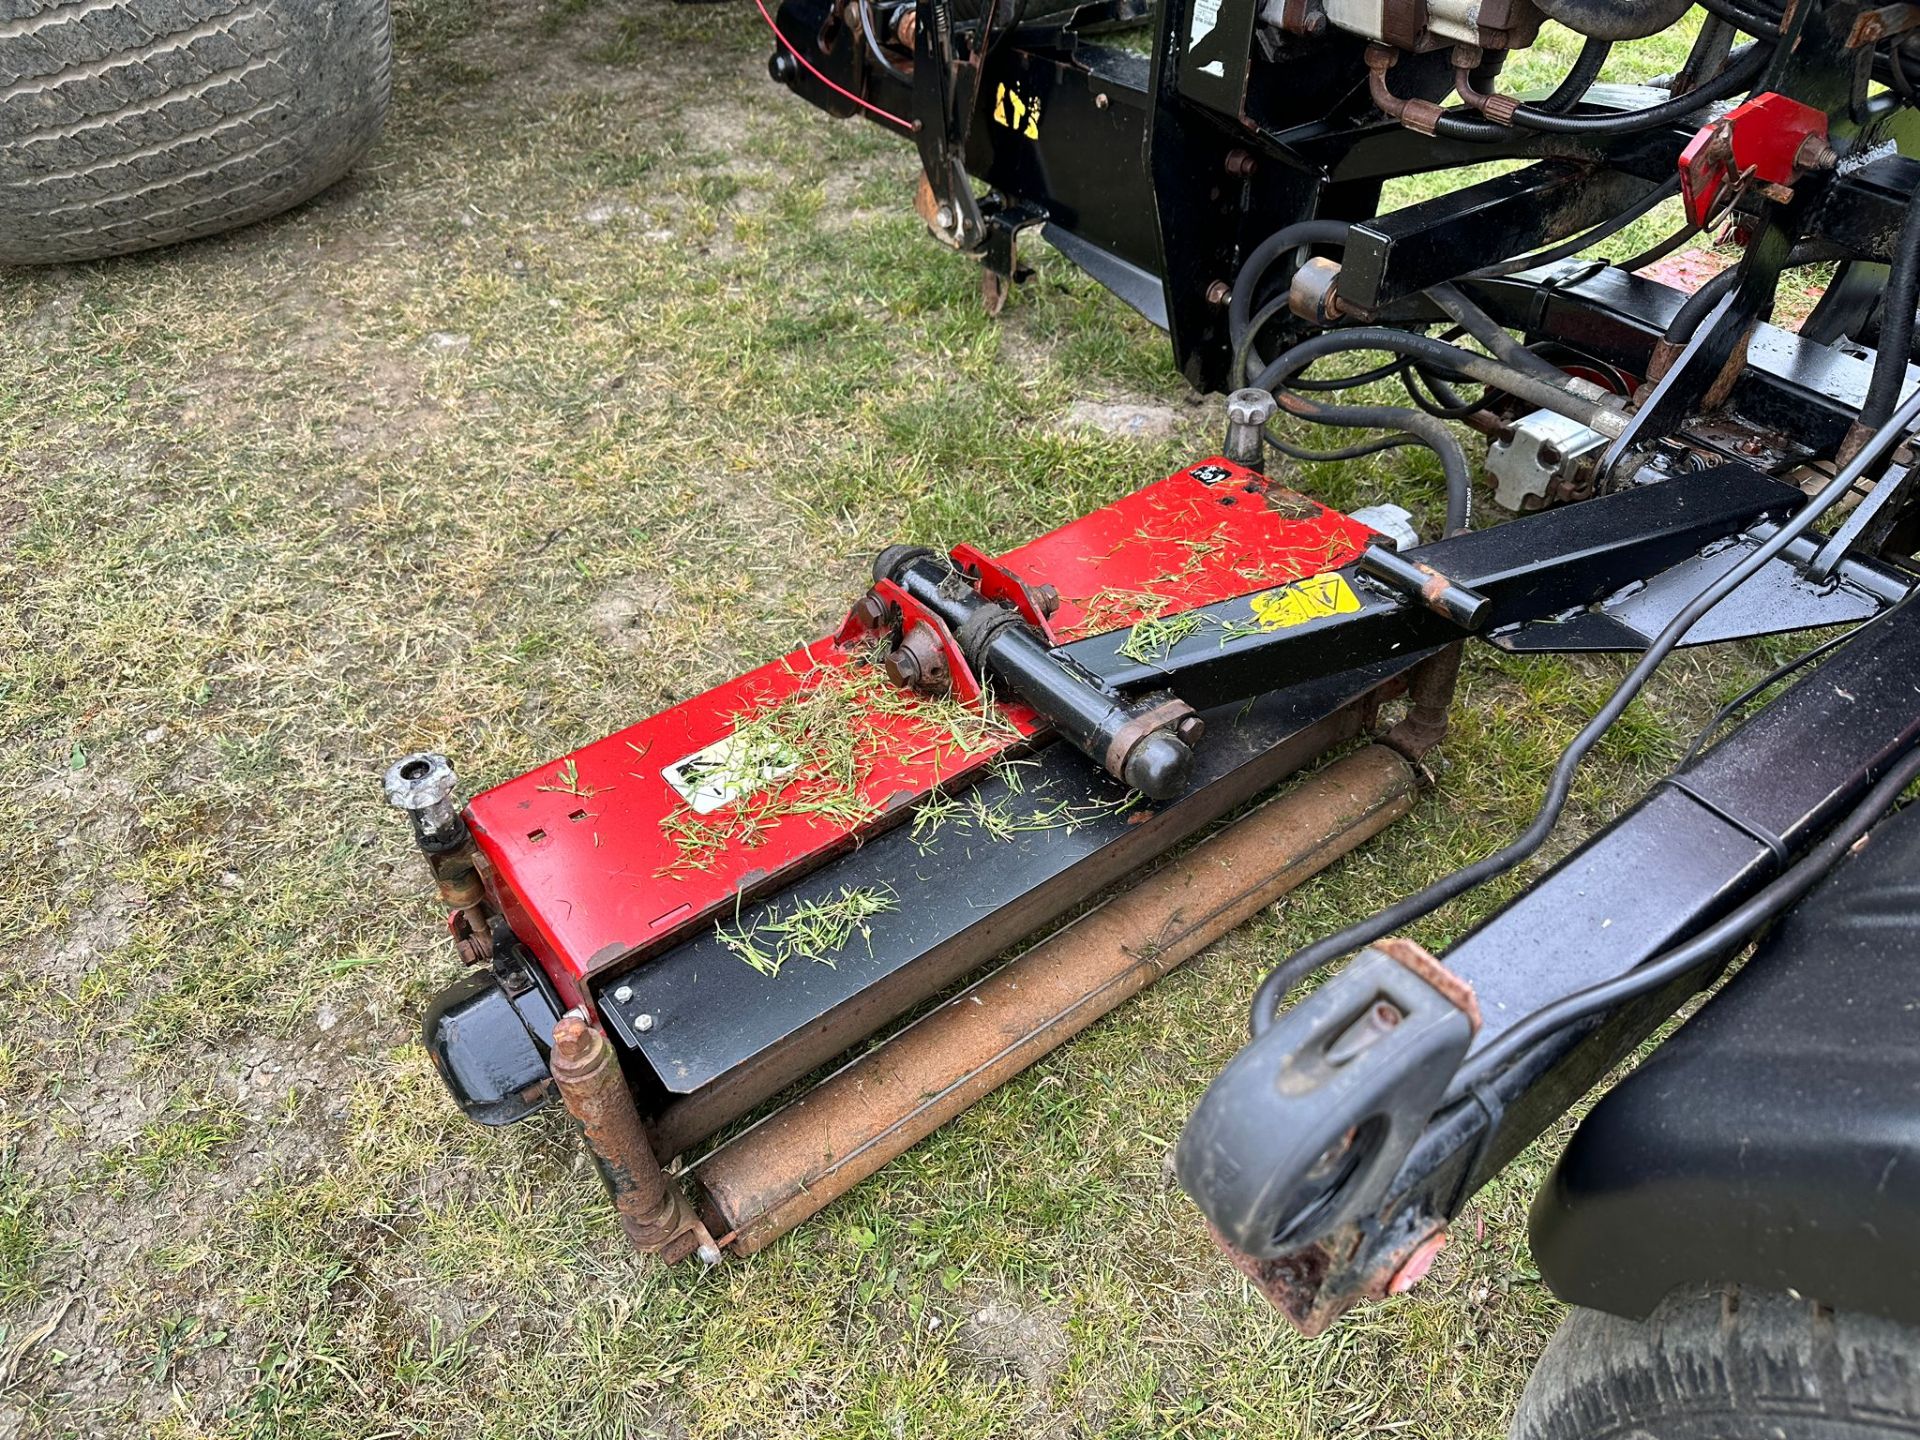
[1466, 176, 1681, 281]
[1532, 36, 1612, 114]
[1429, 41, 1768, 142]
[1272, 391, 1474, 534]
[1441, 737, 1920, 1103]
[1228, 221, 1353, 376]
[1427, 283, 1569, 385]
[1695, 0, 1784, 36]
[1860, 190, 1920, 437]
[1613, 218, 1699, 273]
[1253, 328, 1622, 437]
[1662, 265, 1740, 346]
[1262, 427, 1424, 464]
[1246, 382, 1920, 1037]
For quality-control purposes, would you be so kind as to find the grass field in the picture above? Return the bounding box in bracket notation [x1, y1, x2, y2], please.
[0, 4, 1802, 1436]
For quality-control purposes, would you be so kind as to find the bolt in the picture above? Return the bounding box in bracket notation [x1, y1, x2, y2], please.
[636, 1012, 656, 1033]
[697, 1243, 724, 1266]
[1094, 91, 1110, 110]
[847, 593, 887, 631]
[1034, 583, 1062, 616]
[1205, 280, 1231, 307]
[613, 984, 634, 1004]
[935, 203, 956, 231]
[1224, 148, 1258, 178]
[768, 51, 798, 83]
[1175, 714, 1206, 747]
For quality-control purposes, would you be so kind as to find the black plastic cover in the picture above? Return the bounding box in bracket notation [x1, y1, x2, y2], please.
[1531, 798, 1920, 1325]
[423, 971, 558, 1127]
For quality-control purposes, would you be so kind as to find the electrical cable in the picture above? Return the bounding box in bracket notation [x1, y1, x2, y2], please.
[754, 0, 914, 130]
[1678, 588, 1920, 769]
[1613, 218, 1700, 274]
[857, 0, 914, 84]
[1247, 383, 1920, 1037]
[1440, 736, 1920, 1103]
[1427, 283, 1572, 385]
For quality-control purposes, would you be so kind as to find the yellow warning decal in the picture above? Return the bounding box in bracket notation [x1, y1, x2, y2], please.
[993, 82, 1041, 138]
[1249, 573, 1361, 630]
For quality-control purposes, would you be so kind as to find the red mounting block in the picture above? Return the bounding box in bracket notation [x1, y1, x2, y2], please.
[1678, 91, 1831, 230]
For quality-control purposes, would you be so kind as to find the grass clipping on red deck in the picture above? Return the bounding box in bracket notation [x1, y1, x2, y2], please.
[657, 649, 1020, 880]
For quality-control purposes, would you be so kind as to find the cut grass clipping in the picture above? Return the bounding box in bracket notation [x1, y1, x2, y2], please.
[717, 885, 898, 977]
[658, 649, 1020, 876]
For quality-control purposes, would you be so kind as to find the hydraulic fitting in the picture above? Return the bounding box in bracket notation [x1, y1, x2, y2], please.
[1225, 388, 1278, 470]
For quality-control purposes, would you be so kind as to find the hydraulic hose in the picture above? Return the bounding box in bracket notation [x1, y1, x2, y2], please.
[1532, 36, 1612, 113]
[1860, 189, 1920, 437]
[1427, 283, 1570, 385]
[1247, 381, 1920, 1036]
[1253, 328, 1624, 439]
[1466, 176, 1681, 281]
[1272, 391, 1474, 534]
[1533, 0, 1690, 41]
[1228, 220, 1352, 376]
[1662, 264, 1740, 347]
[1427, 40, 1768, 142]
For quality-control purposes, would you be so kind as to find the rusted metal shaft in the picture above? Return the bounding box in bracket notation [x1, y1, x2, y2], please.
[692, 743, 1419, 1256]
[549, 1014, 716, 1264]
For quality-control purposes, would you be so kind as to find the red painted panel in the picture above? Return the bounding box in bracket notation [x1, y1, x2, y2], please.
[464, 458, 1376, 1006]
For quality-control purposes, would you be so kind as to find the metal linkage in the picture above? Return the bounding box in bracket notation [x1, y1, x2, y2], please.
[1177, 594, 1920, 1333]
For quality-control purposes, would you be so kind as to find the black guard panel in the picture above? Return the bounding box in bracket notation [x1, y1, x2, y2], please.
[1531, 799, 1920, 1325]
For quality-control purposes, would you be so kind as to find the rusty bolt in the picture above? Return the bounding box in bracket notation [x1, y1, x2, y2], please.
[1205, 280, 1232, 307]
[1034, 583, 1062, 616]
[847, 593, 887, 631]
[884, 624, 951, 694]
[1796, 132, 1839, 171]
[1224, 148, 1258, 178]
[1175, 714, 1206, 747]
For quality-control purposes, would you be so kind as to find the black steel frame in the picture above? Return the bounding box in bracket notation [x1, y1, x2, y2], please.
[755, 0, 1920, 1329]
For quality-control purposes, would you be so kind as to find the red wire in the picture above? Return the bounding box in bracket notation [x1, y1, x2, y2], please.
[752, 0, 915, 132]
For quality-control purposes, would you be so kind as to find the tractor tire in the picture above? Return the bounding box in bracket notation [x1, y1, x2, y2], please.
[1512, 1285, 1920, 1439]
[0, 0, 392, 265]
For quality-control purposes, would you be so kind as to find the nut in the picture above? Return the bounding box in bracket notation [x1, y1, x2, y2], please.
[1225, 388, 1278, 427]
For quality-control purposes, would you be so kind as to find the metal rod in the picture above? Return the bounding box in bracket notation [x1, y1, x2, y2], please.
[550, 1014, 718, 1264]
[690, 744, 1420, 1256]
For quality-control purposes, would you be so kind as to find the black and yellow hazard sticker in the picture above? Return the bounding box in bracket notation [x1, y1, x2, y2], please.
[1248, 573, 1361, 630]
[993, 82, 1040, 138]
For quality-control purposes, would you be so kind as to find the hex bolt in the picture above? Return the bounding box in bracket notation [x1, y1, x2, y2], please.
[636, 1013, 656, 1033]
[1034, 583, 1062, 616]
[1223, 387, 1278, 470]
[613, 984, 634, 1004]
[935, 204, 956, 231]
[1224, 148, 1258, 178]
[1205, 279, 1232, 307]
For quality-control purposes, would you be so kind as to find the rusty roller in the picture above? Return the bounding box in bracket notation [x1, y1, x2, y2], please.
[690, 742, 1420, 1256]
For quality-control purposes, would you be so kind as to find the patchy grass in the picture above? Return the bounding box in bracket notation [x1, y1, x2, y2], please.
[0, 2, 1817, 1437]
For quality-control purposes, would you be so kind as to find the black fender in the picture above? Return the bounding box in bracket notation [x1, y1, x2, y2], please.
[423, 969, 561, 1126]
[1530, 798, 1920, 1327]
